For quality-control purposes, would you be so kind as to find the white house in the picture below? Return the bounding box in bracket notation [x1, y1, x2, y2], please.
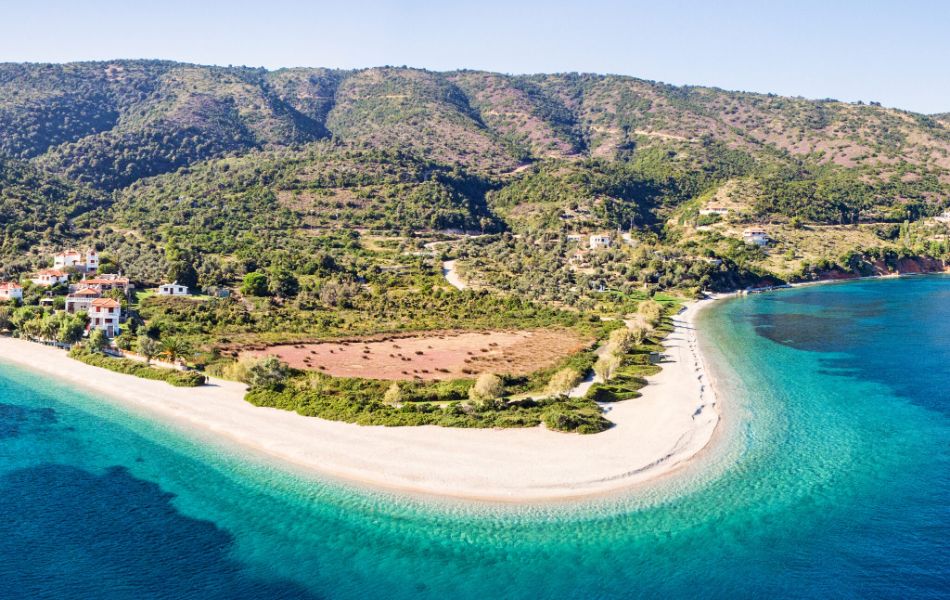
[65, 287, 102, 315]
[158, 282, 189, 296]
[699, 207, 730, 216]
[53, 249, 83, 270]
[936, 210, 950, 223]
[0, 282, 23, 301]
[742, 229, 770, 246]
[589, 234, 612, 250]
[53, 248, 99, 273]
[89, 297, 121, 337]
[85, 249, 99, 272]
[75, 274, 131, 294]
[31, 269, 69, 287]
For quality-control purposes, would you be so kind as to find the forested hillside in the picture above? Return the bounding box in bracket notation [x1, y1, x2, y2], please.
[0, 60, 948, 291]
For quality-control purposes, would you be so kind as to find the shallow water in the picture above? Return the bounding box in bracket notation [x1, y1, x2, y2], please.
[0, 275, 947, 599]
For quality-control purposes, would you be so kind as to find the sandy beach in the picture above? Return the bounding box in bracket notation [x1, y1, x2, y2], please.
[0, 300, 721, 502]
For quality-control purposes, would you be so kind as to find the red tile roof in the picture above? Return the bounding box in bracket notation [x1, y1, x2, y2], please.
[91, 298, 121, 308]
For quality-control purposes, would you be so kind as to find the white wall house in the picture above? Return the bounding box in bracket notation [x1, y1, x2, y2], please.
[89, 297, 121, 337]
[936, 210, 950, 223]
[742, 229, 770, 246]
[53, 249, 99, 273]
[65, 288, 102, 315]
[0, 282, 23, 301]
[158, 282, 189, 296]
[699, 207, 730, 216]
[75, 274, 131, 294]
[589, 235, 612, 250]
[85, 249, 99, 272]
[53, 250, 83, 270]
[31, 269, 69, 287]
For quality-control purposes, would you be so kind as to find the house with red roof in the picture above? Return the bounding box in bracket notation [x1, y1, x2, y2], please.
[89, 297, 121, 337]
[0, 282, 23, 301]
[66, 287, 102, 315]
[31, 269, 69, 287]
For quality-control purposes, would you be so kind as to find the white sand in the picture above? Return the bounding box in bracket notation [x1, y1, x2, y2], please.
[0, 300, 720, 502]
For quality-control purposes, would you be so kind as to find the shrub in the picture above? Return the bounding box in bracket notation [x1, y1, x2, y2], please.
[542, 401, 611, 434]
[593, 354, 621, 382]
[245, 356, 292, 391]
[69, 349, 206, 387]
[241, 272, 269, 297]
[383, 382, 402, 406]
[637, 300, 664, 327]
[546, 367, 582, 396]
[468, 373, 504, 405]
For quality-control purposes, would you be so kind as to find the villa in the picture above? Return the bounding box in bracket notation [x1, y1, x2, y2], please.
[65, 287, 102, 315]
[158, 281, 189, 296]
[31, 269, 69, 287]
[73, 274, 132, 294]
[589, 234, 612, 250]
[743, 229, 770, 246]
[0, 282, 23, 301]
[53, 248, 99, 273]
[88, 297, 121, 337]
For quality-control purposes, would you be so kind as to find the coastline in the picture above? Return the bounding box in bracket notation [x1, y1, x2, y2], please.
[0, 301, 721, 502]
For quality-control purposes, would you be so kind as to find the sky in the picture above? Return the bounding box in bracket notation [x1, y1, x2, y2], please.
[0, 0, 946, 114]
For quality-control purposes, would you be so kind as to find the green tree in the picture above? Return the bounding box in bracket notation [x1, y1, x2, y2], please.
[245, 356, 291, 391]
[166, 244, 199, 289]
[137, 335, 161, 365]
[241, 272, 269, 297]
[161, 337, 192, 365]
[87, 329, 109, 353]
[58, 315, 86, 346]
[268, 267, 299, 298]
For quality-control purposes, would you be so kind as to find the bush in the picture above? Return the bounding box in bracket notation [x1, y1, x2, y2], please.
[546, 367, 582, 396]
[586, 383, 640, 403]
[69, 349, 206, 387]
[542, 401, 612, 434]
[245, 356, 292, 391]
[468, 373, 504, 405]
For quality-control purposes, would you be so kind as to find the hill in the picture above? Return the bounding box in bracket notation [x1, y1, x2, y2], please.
[0, 60, 947, 294]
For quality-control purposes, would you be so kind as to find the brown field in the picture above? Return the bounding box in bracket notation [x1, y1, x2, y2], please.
[243, 329, 593, 381]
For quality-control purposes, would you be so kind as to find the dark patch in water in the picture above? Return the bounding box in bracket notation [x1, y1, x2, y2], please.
[0, 464, 319, 599]
[0, 403, 58, 439]
[751, 313, 855, 352]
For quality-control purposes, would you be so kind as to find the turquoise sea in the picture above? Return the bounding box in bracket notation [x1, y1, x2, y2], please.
[1, 275, 948, 599]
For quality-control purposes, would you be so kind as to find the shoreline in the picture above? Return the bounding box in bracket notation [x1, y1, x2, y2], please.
[0, 301, 722, 503]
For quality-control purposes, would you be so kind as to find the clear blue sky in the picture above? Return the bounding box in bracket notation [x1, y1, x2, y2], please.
[1, 0, 947, 113]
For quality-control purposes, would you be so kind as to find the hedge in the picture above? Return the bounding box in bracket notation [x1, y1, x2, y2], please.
[70, 350, 206, 387]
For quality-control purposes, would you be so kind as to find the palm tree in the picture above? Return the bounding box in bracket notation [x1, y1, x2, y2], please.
[161, 337, 192, 366]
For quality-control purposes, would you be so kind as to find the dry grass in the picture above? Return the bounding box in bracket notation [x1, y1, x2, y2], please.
[242, 328, 593, 381]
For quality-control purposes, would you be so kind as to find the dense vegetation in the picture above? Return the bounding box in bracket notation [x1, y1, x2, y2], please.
[0, 60, 948, 431]
[69, 348, 206, 387]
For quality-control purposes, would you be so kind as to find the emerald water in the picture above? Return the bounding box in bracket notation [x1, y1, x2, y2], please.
[1, 275, 948, 599]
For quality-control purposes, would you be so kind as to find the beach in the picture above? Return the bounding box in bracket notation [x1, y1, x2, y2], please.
[0, 300, 720, 502]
